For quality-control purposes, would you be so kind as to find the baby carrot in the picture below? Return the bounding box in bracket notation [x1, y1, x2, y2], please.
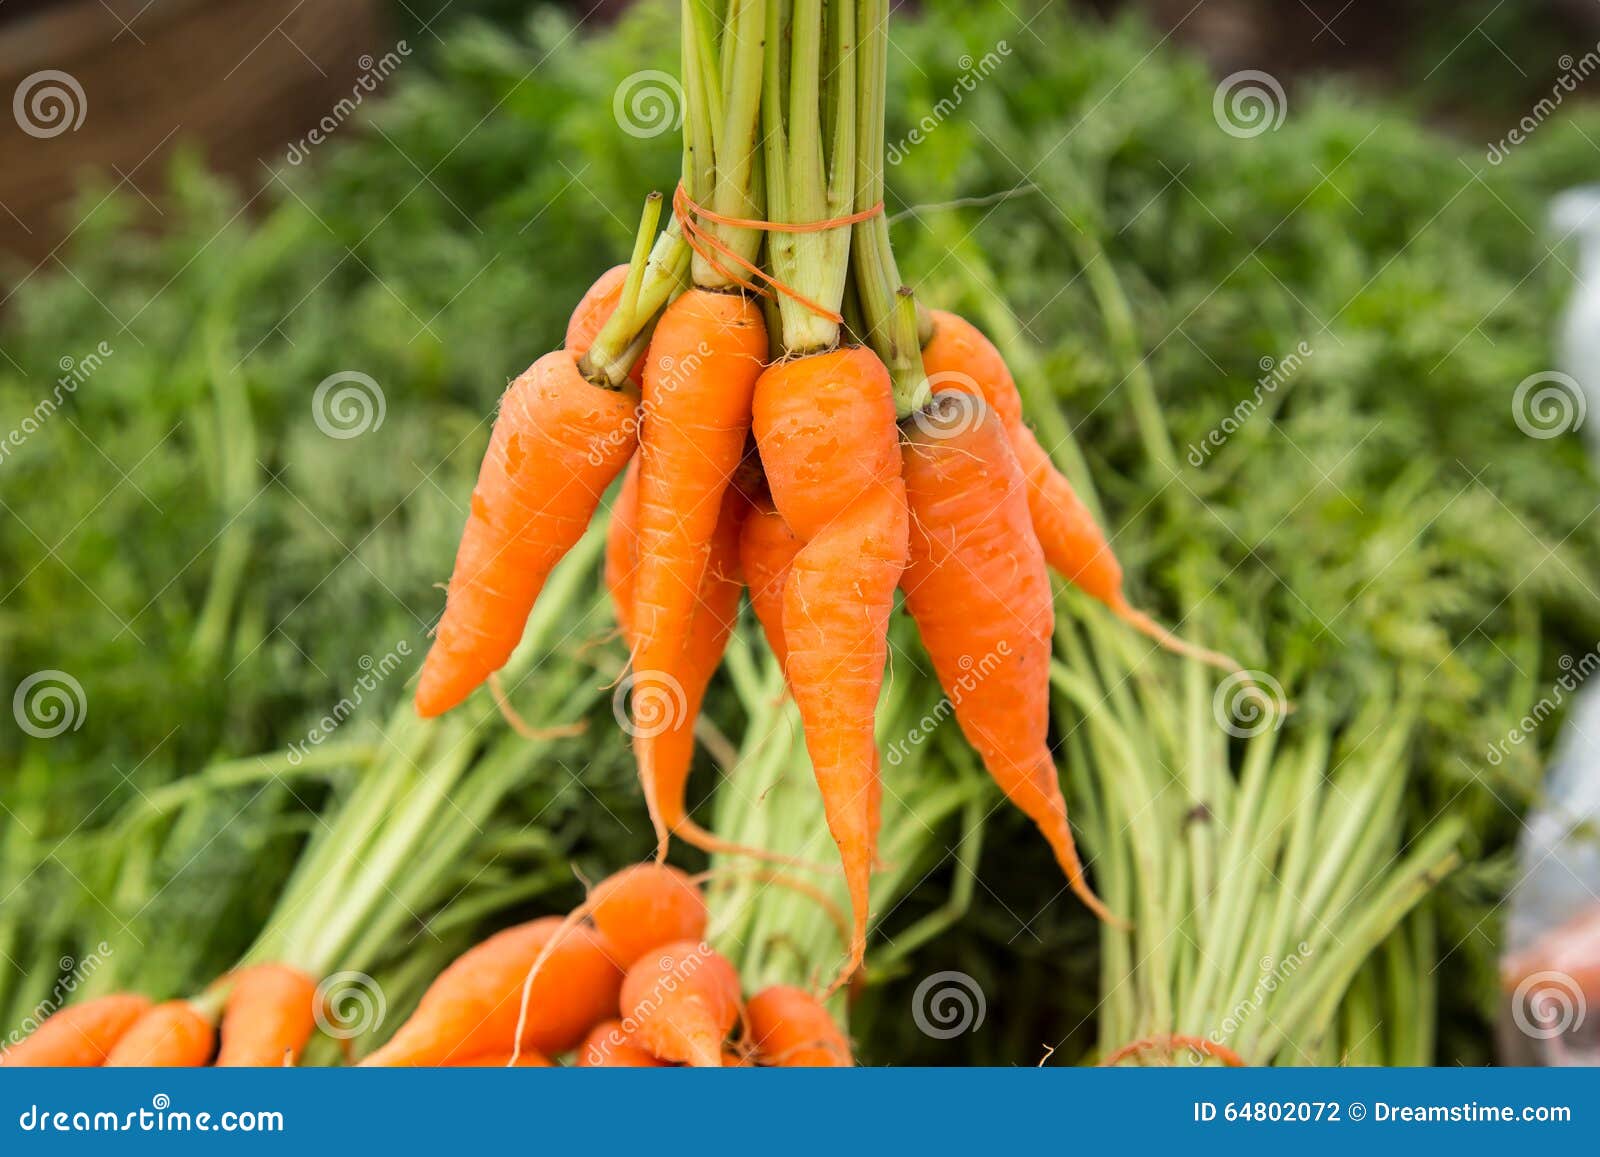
[746, 985, 852, 1067]
[359, 918, 622, 1066]
[921, 309, 1236, 671]
[214, 963, 318, 1067]
[0, 994, 151, 1067]
[752, 346, 909, 987]
[900, 394, 1114, 924]
[619, 940, 741, 1068]
[103, 1000, 215, 1067]
[588, 864, 709, 970]
[415, 349, 639, 717]
[630, 289, 767, 857]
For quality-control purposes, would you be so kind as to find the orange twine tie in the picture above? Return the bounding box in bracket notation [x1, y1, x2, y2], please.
[673, 182, 885, 324]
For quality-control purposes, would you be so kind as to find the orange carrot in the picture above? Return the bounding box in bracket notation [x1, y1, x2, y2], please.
[415, 349, 639, 717]
[746, 985, 852, 1067]
[214, 963, 318, 1067]
[738, 493, 801, 674]
[630, 289, 767, 857]
[446, 1049, 553, 1067]
[607, 465, 795, 861]
[103, 1000, 215, 1067]
[566, 263, 646, 387]
[752, 346, 909, 986]
[604, 457, 644, 640]
[588, 864, 709, 970]
[619, 940, 741, 1068]
[921, 310, 1235, 671]
[575, 1020, 667, 1068]
[900, 394, 1114, 924]
[359, 918, 622, 1066]
[0, 994, 151, 1067]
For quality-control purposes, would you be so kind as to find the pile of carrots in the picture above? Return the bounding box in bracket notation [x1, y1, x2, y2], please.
[0, 964, 319, 1069]
[0, 865, 850, 1069]
[413, 0, 1235, 991]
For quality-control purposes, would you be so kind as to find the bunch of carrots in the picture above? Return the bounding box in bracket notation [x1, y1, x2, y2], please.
[413, 0, 1237, 990]
[0, 865, 848, 1068]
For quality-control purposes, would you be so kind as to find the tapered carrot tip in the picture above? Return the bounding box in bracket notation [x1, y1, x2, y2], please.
[620, 940, 741, 1067]
[671, 814, 834, 871]
[1109, 594, 1242, 674]
[899, 394, 1123, 930]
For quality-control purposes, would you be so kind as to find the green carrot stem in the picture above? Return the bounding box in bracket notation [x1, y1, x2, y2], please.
[581, 200, 691, 388]
[693, 0, 767, 289]
[766, 0, 857, 353]
[851, 0, 926, 413]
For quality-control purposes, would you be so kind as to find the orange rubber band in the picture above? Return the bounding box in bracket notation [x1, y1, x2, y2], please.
[1100, 1033, 1248, 1068]
[681, 184, 886, 233]
[673, 183, 885, 322]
